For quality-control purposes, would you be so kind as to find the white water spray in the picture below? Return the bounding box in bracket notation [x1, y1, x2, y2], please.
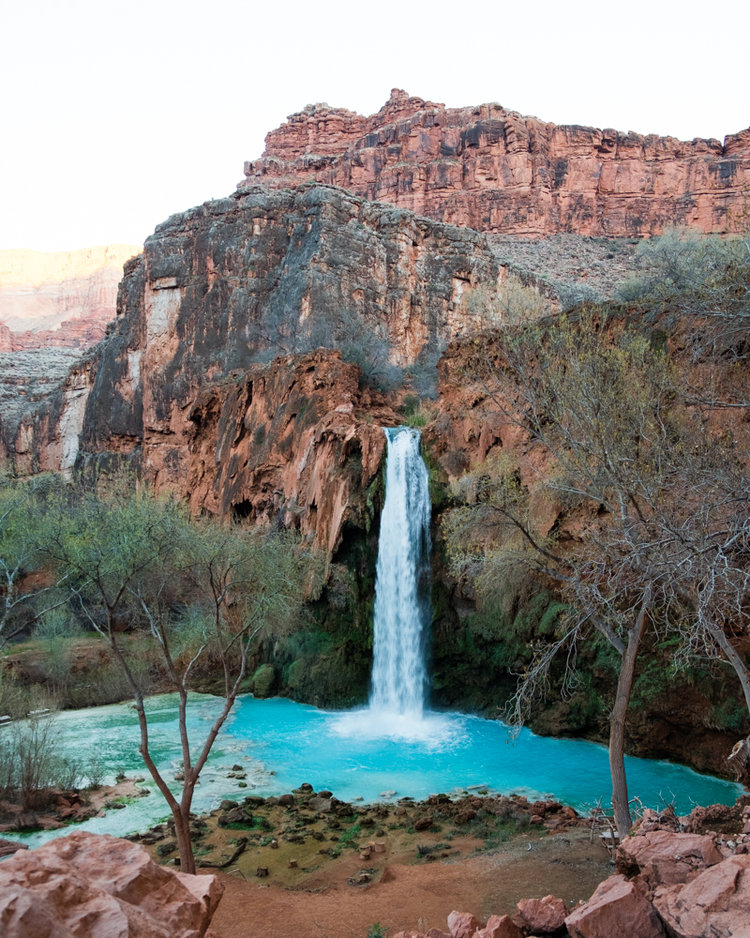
[369, 426, 432, 719]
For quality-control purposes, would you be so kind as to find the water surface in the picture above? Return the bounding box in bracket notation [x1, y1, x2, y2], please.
[15, 692, 742, 848]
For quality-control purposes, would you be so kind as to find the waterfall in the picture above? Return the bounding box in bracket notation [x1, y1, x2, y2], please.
[369, 426, 432, 718]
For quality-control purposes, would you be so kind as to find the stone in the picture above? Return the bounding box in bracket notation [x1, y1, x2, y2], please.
[476, 914, 523, 938]
[308, 795, 332, 813]
[3, 185, 501, 541]
[653, 853, 750, 938]
[616, 830, 723, 886]
[243, 89, 750, 238]
[447, 910, 482, 938]
[0, 830, 222, 938]
[0, 839, 28, 858]
[516, 894, 567, 933]
[565, 874, 665, 938]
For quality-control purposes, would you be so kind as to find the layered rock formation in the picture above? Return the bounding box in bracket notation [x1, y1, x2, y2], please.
[6, 185, 501, 552]
[243, 89, 750, 237]
[0, 244, 139, 350]
[0, 830, 223, 938]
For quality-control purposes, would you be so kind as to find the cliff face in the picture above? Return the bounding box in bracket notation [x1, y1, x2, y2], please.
[12, 185, 500, 553]
[243, 89, 750, 237]
[0, 244, 140, 350]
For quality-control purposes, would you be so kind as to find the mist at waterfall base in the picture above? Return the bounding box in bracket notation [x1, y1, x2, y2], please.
[15, 427, 743, 847]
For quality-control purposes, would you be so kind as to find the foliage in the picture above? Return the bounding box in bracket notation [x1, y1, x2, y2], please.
[33, 473, 318, 873]
[464, 273, 551, 326]
[445, 305, 750, 835]
[0, 712, 84, 810]
[366, 925, 387, 938]
[616, 227, 750, 363]
[0, 472, 66, 650]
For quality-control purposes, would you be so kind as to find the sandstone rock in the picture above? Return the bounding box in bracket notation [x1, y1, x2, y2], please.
[447, 910, 482, 938]
[565, 874, 665, 938]
[515, 894, 566, 933]
[243, 89, 750, 238]
[0, 838, 28, 857]
[4, 186, 501, 553]
[616, 830, 722, 887]
[0, 245, 139, 347]
[652, 853, 750, 938]
[476, 913, 522, 938]
[0, 830, 222, 938]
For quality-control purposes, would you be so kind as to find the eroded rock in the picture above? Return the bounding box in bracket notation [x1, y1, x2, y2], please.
[652, 853, 750, 938]
[515, 894, 566, 933]
[243, 89, 750, 238]
[565, 874, 665, 938]
[0, 830, 223, 938]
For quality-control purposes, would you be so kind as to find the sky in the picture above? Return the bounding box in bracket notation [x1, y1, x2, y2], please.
[2, 0, 748, 252]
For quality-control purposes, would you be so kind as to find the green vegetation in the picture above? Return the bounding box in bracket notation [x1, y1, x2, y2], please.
[442, 230, 750, 835]
[366, 924, 387, 938]
[0, 471, 322, 873]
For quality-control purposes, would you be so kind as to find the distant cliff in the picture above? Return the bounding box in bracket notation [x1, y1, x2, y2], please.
[243, 89, 750, 237]
[0, 244, 140, 350]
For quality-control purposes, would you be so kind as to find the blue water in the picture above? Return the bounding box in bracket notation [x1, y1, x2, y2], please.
[14, 692, 742, 848]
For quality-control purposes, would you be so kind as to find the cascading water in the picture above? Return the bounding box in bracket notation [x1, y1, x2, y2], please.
[369, 426, 432, 719]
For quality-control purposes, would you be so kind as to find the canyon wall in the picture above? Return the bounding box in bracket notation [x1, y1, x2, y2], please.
[0, 244, 140, 350]
[243, 89, 750, 237]
[7, 185, 501, 554]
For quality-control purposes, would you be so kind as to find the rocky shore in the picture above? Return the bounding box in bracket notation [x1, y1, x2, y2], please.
[2, 786, 749, 937]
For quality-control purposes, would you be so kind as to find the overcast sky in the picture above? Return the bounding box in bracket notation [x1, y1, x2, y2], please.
[2, 0, 748, 252]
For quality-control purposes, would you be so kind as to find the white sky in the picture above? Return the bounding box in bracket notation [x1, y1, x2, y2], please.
[2, 0, 748, 252]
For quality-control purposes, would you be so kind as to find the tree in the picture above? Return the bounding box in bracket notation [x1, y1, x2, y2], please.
[0, 473, 65, 651]
[445, 308, 750, 837]
[43, 478, 312, 872]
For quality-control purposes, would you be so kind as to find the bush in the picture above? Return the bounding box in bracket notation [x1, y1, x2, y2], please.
[0, 711, 83, 809]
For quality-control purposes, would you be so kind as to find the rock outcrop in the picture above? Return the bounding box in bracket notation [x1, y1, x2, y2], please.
[0, 245, 140, 350]
[243, 89, 750, 237]
[0, 830, 223, 938]
[4, 185, 501, 551]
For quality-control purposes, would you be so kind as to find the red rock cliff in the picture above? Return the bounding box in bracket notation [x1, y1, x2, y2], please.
[7, 186, 501, 552]
[243, 89, 750, 237]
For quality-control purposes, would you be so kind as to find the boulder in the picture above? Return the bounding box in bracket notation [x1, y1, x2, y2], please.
[515, 894, 566, 933]
[565, 874, 665, 938]
[0, 838, 28, 858]
[653, 853, 750, 938]
[476, 914, 523, 938]
[0, 830, 223, 938]
[616, 830, 722, 886]
[447, 910, 481, 938]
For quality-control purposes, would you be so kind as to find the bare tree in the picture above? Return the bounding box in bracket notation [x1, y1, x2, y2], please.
[444, 308, 750, 837]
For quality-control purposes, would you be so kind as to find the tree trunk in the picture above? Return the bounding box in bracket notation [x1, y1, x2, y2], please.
[609, 591, 651, 840]
[172, 805, 195, 874]
[709, 623, 750, 717]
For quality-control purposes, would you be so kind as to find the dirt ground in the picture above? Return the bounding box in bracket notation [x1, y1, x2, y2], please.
[132, 789, 613, 938]
[209, 829, 611, 938]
